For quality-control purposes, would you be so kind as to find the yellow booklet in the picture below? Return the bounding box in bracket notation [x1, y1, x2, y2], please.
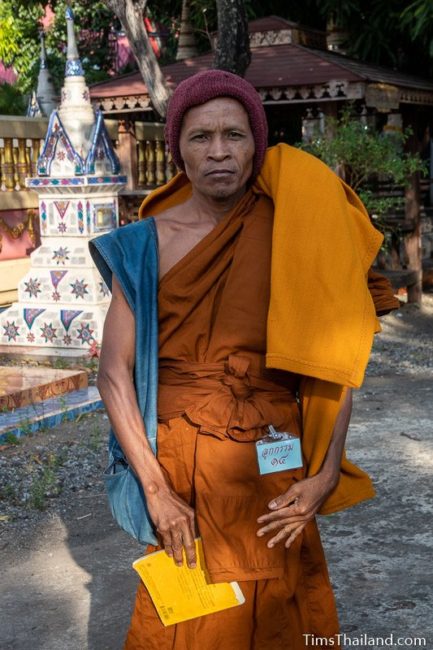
[132, 538, 245, 626]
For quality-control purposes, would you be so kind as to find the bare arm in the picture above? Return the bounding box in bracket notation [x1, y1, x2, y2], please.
[257, 388, 352, 548]
[98, 275, 197, 567]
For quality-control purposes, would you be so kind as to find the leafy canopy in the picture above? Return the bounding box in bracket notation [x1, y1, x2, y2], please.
[0, 0, 120, 94]
[299, 108, 426, 229]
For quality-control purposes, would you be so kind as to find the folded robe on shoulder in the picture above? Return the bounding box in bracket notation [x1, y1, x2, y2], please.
[139, 144, 397, 513]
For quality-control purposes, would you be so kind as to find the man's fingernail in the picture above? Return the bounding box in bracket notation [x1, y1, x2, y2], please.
[190, 562, 197, 569]
[269, 501, 277, 509]
[176, 561, 182, 567]
[257, 531, 263, 537]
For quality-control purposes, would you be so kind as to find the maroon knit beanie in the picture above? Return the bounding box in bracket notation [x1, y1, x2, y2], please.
[165, 69, 268, 180]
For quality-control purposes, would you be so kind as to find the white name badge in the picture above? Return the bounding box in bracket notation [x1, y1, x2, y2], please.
[256, 425, 303, 475]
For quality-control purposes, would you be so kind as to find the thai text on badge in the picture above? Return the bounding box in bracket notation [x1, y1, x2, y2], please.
[256, 425, 303, 475]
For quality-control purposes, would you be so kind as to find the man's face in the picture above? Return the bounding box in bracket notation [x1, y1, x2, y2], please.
[179, 97, 255, 202]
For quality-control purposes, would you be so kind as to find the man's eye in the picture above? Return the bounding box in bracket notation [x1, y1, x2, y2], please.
[228, 131, 243, 139]
[191, 133, 207, 141]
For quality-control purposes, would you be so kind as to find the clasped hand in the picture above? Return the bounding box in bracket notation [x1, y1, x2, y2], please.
[257, 473, 337, 549]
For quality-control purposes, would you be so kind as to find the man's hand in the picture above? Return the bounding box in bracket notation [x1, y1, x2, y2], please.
[256, 473, 337, 549]
[145, 482, 197, 569]
[257, 385, 353, 550]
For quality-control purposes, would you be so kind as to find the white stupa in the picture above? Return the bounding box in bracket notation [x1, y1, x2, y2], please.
[27, 32, 58, 118]
[0, 8, 126, 354]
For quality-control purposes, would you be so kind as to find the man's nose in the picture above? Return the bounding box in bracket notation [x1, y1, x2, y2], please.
[207, 135, 230, 160]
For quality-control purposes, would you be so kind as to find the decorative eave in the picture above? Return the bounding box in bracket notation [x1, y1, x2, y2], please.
[91, 80, 433, 113]
[258, 80, 365, 104]
[92, 95, 152, 113]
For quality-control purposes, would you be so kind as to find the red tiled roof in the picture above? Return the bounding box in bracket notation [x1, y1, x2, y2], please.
[90, 44, 361, 99]
[314, 48, 433, 92]
[90, 43, 433, 99]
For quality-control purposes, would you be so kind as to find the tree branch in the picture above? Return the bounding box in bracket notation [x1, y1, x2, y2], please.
[104, 0, 170, 117]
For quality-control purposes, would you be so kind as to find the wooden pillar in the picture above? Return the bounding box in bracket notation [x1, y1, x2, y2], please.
[117, 120, 137, 192]
[403, 109, 422, 304]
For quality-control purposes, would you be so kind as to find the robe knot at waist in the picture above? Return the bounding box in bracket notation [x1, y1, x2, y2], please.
[222, 354, 253, 401]
[157, 355, 298, 442]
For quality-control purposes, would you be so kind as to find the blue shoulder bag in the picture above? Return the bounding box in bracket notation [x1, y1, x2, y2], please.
[89, 218, 159, 546]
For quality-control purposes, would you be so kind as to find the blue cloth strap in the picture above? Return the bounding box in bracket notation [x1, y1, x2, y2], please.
[89, 218, 160, 545]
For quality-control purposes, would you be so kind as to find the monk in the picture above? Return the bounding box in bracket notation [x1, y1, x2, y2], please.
[93, 70, 399, 649]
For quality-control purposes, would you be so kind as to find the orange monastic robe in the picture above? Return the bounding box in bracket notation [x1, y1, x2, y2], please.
[125, 192, 341, 649]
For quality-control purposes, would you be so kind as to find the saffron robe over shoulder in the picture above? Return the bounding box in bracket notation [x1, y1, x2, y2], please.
[139, 143, 386, 387]
[138, 144, 398, 514]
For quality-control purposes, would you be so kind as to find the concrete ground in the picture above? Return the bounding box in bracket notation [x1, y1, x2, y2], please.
[1, 301, 432, 650]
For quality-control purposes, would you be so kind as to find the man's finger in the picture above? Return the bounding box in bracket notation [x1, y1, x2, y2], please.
[171, 530, 184, 566]
[285, 523, 305, 549]
[257, 515, 306, 537]
[267, 522, 298, 548]
[160, 531, 174, 557]
[181, 517, 197, 569]
[257, 502, 301, 524]
[268, 487, 300, 510]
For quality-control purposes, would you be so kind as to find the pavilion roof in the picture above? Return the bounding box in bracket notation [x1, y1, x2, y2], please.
[90, 36, 433, 110]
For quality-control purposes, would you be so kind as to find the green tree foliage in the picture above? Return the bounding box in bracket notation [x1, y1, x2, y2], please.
[401, 0, 433, 59]
[299, 109, 426, 230]
[0, 83, 27, 115]
[0, 0, 120, 94]
[0, 2, 44, 93]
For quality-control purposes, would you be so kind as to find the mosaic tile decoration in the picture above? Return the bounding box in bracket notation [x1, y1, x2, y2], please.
[1, 303, 107, 349]
[85, 110, 121, 175]
[0, 386, 103, 441]
[36, 111, 85, 176]
[26, 175, 127, 187]
[0, 365, 88, 410]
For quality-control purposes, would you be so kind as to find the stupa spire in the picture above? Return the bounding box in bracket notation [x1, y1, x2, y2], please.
[65, 6, 84, 77]
[58, 6, 95, 158]
[27, 31, 57, 117]
[40, 30, 48, 69]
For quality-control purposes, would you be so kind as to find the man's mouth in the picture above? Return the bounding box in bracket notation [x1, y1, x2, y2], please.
[205, 169, 235, 177]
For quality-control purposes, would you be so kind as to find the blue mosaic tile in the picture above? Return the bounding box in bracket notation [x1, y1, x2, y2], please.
[0, 387, 104, 441]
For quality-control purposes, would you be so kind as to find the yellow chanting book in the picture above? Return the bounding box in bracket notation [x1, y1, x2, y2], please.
[132, 538, 245, 626]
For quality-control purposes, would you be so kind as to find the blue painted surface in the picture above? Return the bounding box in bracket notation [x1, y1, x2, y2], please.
[0, 387, 104, 441]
